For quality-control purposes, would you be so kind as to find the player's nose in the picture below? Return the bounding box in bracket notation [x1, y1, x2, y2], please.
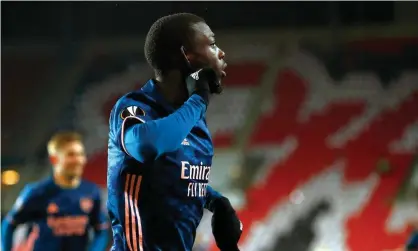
[218, 48, 225, 60]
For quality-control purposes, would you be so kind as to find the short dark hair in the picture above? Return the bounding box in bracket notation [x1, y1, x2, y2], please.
[144, 13, 205, 75]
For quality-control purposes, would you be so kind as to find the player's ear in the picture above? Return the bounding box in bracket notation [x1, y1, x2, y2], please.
[180, 46, 193, 67]
[49, 155, 58, 166]
[179, 46, 198, 74]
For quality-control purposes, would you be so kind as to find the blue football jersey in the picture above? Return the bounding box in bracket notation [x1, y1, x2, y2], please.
[3, 177, 109, 251]
[107, 80, 222, 251]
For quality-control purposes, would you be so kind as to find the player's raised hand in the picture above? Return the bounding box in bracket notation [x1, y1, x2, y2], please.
[185, 68, 219, 105]
[211, 197, 242, 251]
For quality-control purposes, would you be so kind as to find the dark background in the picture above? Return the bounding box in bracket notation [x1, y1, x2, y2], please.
[2, 1, 395, 42]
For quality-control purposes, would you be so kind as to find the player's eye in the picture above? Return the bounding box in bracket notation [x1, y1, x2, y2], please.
[210, 43, 217, 49]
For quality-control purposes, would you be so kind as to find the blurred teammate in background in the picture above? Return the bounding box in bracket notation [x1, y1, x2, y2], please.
[107, 13, 242, 251]
[1, 131, 109, 251]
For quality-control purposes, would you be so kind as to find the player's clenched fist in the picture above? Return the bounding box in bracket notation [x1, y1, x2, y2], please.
[211, 196, 243, 251]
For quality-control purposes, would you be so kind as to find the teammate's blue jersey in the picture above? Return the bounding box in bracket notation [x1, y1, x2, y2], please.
[1, 177, 109, 251]
[107, 79, 222, 251]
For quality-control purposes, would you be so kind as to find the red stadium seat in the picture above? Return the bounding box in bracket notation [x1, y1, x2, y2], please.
[222, 62, 267, 87]
[209, 62, 267, 147]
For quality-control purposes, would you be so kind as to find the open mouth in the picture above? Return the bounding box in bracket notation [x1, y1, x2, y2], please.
[221, 71, 227, 78]
[221, 63, 227, 78]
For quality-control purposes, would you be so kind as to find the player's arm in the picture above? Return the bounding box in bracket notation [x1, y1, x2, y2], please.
[1, 185, 37, 251]
[1, 219, 16, 251]
[122, 69, 215, 162]
[88, 187, 109, 251]
[123, 94, 206, 162]
[204, 185, 223, 212]
[121, 69, 216, 162]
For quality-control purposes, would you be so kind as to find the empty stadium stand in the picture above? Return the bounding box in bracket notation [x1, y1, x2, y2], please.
[235, 39, 418, 251]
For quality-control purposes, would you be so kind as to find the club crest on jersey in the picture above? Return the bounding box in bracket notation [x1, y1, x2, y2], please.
[47, 202, 59, 214]
[80, 198, 93, 213]
[120, 106, 145, 119]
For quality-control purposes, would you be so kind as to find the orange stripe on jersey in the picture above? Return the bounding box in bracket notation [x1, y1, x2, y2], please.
[133, 176, 143, 250]
[124, 174, 134, 251]
[124, 174, 143, 251]
[128, 175, 138, 251]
